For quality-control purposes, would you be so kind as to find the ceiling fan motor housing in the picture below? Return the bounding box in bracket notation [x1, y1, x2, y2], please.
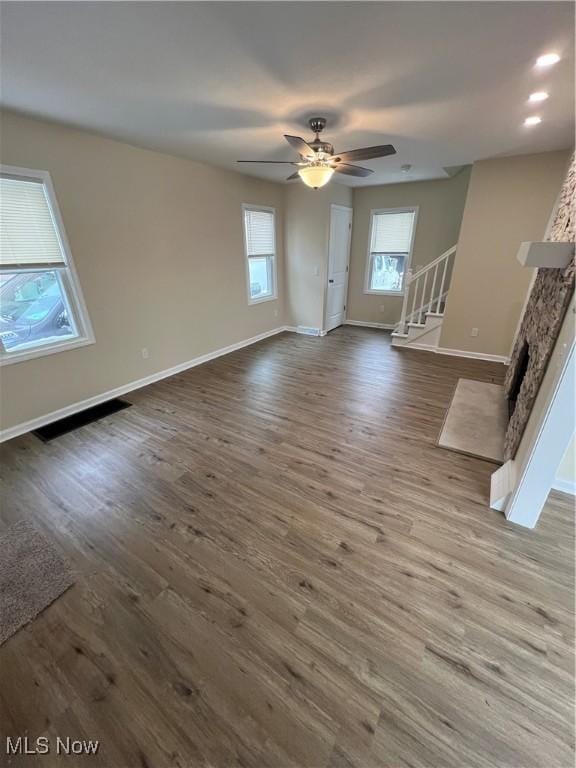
[308, 116, 327, 134]
[309, 140, 334, 156]
[307, 118, 334, 158]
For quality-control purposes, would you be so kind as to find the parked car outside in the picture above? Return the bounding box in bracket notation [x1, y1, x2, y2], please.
[0, 271, 74, 352]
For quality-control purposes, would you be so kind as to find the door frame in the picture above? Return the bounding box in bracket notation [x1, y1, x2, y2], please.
[323, 204, 353, 333]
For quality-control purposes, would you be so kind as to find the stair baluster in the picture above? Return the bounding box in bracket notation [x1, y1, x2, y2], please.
[394, 244, 457, 338]
[436, 256, 450, 314]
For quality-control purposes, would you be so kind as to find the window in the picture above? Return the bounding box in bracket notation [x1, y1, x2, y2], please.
[365, 208, 418, 294]
[0, 166, 94, 364]
[242, 205, 277, 304]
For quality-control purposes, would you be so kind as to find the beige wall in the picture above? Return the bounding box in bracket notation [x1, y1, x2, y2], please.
[1, 110, 571, 435]
[0, 111, 286, 431]
[440, 150, 571, 357]
[346, 169, 471, 326]
[284, 182, 352, 331]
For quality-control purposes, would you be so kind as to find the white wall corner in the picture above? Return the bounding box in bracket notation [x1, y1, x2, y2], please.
[504, 331, 575, 529]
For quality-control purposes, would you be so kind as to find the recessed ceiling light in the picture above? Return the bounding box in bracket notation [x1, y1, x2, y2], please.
[529, 91, 549, 103]
[536, 53, 560, 67]
[524, 116, 542, 126]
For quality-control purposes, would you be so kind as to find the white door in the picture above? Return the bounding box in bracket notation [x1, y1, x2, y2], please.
[325, 205, 353, 332]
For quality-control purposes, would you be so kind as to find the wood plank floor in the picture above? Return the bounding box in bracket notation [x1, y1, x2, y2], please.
[1, 327, 574, 768]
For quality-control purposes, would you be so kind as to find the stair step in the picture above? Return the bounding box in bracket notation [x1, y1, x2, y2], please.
[394, 310, 445, 338]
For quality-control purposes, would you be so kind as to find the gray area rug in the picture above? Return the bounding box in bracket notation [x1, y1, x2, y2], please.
[0, 520, 74, 645]
[438, 378, 507, 463]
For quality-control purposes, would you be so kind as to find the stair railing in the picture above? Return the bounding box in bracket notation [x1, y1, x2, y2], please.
[403, 289, 449, 327]
[397, 244, 457, 334]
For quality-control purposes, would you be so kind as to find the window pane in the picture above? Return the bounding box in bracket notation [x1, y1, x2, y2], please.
[0, 177, 66, 267]
[371, 211, 415, 253]
[370, 253, 406, 292]
[0, 270, 77, 352]
[244, 209, 275, 256]
[249, 257, 271, 299]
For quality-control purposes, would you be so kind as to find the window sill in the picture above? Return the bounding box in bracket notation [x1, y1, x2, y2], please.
[248, 294, 277, 306]
[0, 335, 95, 366]
[363, 289, 405, 297]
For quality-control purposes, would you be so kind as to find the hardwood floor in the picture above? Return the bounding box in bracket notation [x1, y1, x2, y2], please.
[0, 327, 574, 768]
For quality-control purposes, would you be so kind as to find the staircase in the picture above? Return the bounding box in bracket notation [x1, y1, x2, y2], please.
[391, 244, 457, 350]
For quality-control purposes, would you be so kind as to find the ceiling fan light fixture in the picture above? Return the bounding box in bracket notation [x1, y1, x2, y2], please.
[237, 118, 395, 183]
[298, 164, 335, 189]
[535, 53, 560, 68]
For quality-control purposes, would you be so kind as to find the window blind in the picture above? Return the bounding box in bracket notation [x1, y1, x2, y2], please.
[244, 208, 275, 256]
[371, 210, 415, 253]
[0, 176, 66, 267]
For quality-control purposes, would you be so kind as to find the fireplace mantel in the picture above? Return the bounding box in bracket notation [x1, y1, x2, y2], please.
[517, 241, 574, 268]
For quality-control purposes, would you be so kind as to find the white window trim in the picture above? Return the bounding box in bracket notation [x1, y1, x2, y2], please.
[242, 203, 278, 306]
[0, 164, 95, 366]
[363, 206, 419, 296]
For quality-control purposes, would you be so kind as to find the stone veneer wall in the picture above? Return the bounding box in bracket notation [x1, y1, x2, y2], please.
[504, 154, 575, 460]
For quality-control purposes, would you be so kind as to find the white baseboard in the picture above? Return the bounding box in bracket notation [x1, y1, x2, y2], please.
[284, 326, 325, 336]
[395, 341, 439, 353]
[552, 478, 576, 496]
[436, 346, 509, 364]
[345, 322, 507, 362]
[490, 460, 516, 511]
[344, 320, 395, 330]
[0, 326, 288, 443]
[399, 342, 508, 363]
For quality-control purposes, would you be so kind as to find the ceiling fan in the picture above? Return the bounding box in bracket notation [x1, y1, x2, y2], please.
[237, 117, 396, 189]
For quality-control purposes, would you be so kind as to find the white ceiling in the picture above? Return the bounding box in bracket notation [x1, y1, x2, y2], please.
[1, 2, 574, 187]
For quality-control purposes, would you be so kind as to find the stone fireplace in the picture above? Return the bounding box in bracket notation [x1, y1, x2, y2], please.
[504, 155, 575, 460]
[507, 341, 530, 418]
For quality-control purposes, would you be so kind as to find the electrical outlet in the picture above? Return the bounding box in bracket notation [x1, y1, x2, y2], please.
[313, 265, 320, 277]
[273, 308, 278, 318]
[471, 328, 479, 337]
[380, 304, 385, 313]
[141, 347, 149, 359]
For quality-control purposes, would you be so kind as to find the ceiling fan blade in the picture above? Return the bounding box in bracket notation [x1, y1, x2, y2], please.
[333, 144, 396, 163]
[286, 172, 300, 181]
[333, 163, 373, 178]
[237, 160, 297, 164]
[284, 135, 315, 159]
